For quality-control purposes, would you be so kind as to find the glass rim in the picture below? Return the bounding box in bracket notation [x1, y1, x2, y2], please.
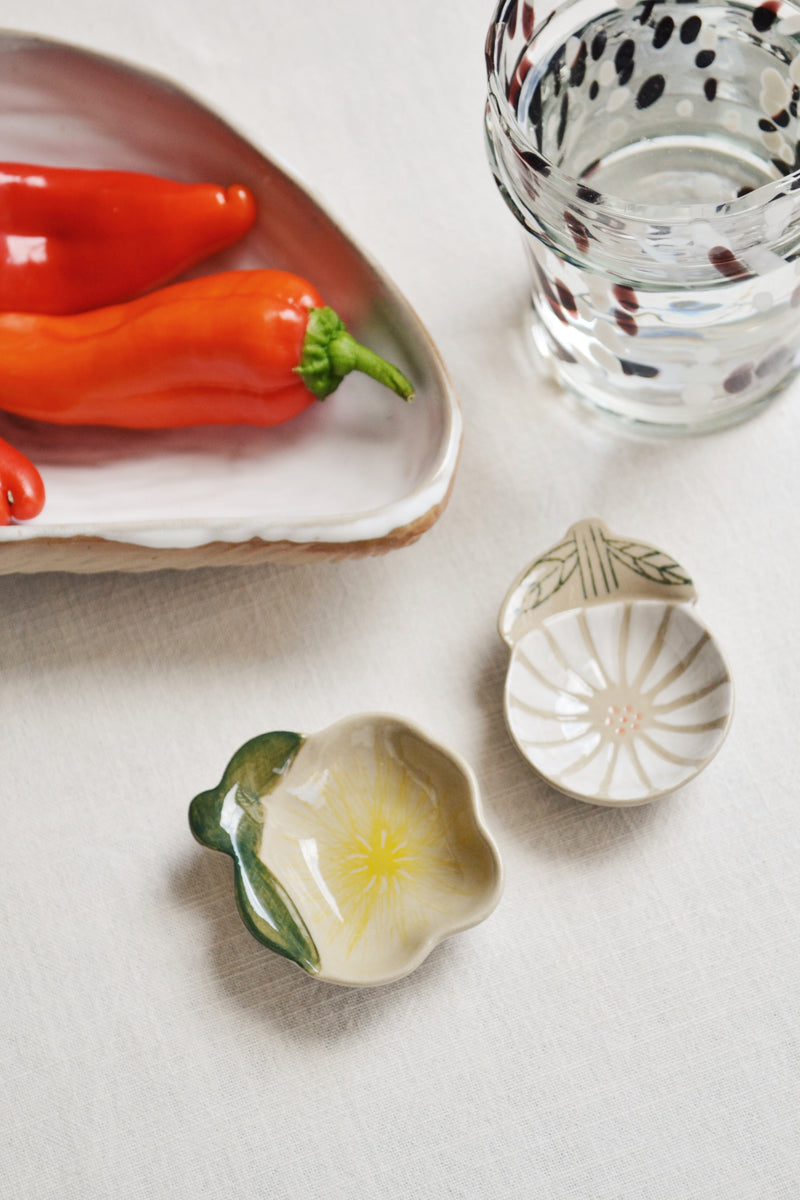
[485, 0, 800, 229]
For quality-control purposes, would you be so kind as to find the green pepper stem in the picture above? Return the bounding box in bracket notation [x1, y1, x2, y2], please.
[296, 306, 415, 402]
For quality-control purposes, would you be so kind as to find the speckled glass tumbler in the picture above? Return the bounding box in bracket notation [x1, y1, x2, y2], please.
[485, 0, 800, 432]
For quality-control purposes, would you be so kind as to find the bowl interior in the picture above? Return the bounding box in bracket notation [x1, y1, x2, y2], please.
[257, 716, 502, 985]
[505, 599, 733, 805]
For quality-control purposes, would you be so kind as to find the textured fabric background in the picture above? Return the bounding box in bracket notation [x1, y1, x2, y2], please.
[2, 2, 799, 1197]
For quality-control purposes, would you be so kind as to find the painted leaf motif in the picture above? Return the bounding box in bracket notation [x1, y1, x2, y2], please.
[220, 730, 305, 799]
[235, 783, 264, 823]
[518, 537, 580, 615]
[189, 731, 303, 853]
[605, 539, 692, 587]
[189, 731, 321, 975]
[231, 799, 321, 974]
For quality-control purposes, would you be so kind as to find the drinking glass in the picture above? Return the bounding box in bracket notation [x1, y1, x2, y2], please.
[485, 0, 800, 431]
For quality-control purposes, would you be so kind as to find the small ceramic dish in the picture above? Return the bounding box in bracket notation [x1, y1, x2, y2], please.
[189, 714, 503, 987]
[499, 520, 734, 806]
[0, 32, 461, 573]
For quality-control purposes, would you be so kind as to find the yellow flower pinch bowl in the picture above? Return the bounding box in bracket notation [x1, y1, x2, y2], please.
[189, 714, 504, 987]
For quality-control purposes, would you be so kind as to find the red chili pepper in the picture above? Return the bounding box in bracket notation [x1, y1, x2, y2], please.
[0, 163, 257, 314]
[0, 435, 44, 524]
[0, 270, 414, 430]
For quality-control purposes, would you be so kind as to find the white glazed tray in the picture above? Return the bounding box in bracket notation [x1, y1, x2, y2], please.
[0, 32, 461, 573]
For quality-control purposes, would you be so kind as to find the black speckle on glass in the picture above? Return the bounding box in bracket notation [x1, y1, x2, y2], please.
[519, 149, 550, 175]
[570, 41, 587, 88]
[759, 118, 777, 131]
[771, 157, 792, 176]
[791, 101, 798, 118]
[528, 81, 543, 147]
[615, 39, 635, 72]
[637, 74, 666, 109]
[737, 185, 754, 197]
[723, 364, 753, 393]
[557, 92, 569, 148]
[695, 49, 715, 68]
[653, 16, 674, 48]
[680, 15, 702, 43]
[752, 3, 779, 32]
[591, 30, 606, 60]
[550, 45, 565, 95]
[638, 0, 656, 24]
[528, 82, 542, 125]
[589, 80, 599, 100]
[577, 183, 601, 203]
[620, 360, 659, 377]
[704, 77, 717, 101]
[774, 109, 791, 127]
[506, 0, 519, 38]
[615, 39, 636, 86]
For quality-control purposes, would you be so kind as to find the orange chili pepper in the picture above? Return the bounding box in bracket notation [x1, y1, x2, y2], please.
[0, 270, 414, 429]
[0, 163, 257, 313]
[0, 435, 44, 524]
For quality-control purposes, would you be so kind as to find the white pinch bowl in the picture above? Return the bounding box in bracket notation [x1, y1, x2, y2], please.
[0, 32, 461, 573]
[500, 520, 734, 806]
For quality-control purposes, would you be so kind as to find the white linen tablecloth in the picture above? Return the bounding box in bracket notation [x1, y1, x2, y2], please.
[2, 2, 799, 1197]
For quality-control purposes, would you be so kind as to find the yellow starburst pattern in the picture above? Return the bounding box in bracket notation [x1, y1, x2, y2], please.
[261, 745, 475, 970]
[315, 752, 472, 955]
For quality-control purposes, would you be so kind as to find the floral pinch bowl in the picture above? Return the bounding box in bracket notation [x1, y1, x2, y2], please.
[499, 520, 734, 806]
[189, 714, 503, 987]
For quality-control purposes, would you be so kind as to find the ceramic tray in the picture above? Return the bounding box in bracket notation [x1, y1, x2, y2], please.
[0, 32, 461, 573]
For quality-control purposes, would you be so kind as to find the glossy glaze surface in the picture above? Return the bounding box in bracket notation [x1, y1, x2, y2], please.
[190, 715, 503, 986]
[501, 520, 734, 805]
[505, 599, 733, 805]
[0, 33, 460, 566]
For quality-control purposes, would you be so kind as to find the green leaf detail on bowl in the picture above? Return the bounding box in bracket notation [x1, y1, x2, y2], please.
[517, 535, 580, 615]
[604, 537, 692, 587]
[502, 520, 696, 643]
[189, 732, 321, 975]
[518, 526, 692, 617]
